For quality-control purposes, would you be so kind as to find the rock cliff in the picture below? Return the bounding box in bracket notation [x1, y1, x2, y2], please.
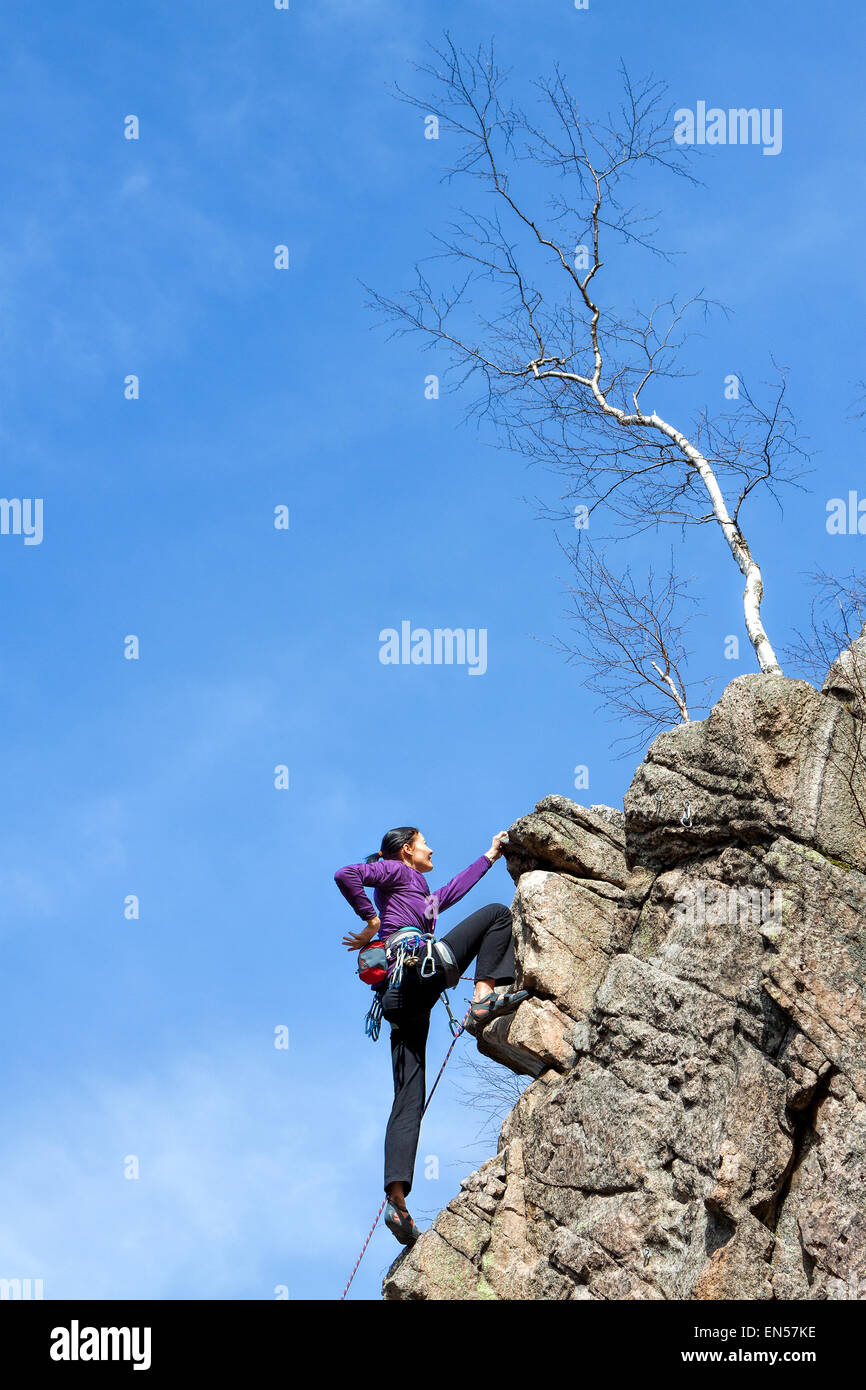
[384, 647, 866, 1300]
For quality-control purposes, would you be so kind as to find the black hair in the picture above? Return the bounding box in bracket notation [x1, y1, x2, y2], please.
[364, 825, 420, 865]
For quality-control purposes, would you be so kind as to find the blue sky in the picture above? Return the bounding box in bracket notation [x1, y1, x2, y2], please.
[0, 0, 863, 1300]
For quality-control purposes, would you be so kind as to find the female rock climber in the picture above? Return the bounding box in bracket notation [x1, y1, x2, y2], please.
[335, 826, 529, 1247]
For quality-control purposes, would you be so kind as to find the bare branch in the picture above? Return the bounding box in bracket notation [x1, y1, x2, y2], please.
[550, 538, 718, 758]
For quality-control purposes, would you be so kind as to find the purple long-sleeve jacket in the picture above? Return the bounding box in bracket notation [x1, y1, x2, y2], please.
[334, 854, 493, 938]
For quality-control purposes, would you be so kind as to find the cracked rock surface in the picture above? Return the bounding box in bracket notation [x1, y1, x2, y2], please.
[383, 668, 866, 1301]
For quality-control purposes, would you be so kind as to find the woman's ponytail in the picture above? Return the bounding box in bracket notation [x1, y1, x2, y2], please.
[364, 827, 419, 864]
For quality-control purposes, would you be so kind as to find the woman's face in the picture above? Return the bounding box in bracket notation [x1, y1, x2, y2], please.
[402, 832, 434, 874]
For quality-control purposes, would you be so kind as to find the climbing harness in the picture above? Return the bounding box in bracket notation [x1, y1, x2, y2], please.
[374, 928, 460, 991]
[358, 928, 460, 1041]
[388, 930, 424, 988]
[339, 999, 473, 1300]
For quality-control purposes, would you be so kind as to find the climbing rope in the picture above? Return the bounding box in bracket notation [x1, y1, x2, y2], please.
[339, 1000, 473, 1300]
[339, 1195, 388, 1301]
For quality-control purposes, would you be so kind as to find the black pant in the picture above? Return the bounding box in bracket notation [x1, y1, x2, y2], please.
[378, 902, 514, 1197]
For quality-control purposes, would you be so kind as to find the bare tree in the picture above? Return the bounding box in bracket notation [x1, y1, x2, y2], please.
[785, 569, 866, 689]
[368, 37, 810, 675]
[450, 1051, 531, 1150]
[553, 540, 717, 757]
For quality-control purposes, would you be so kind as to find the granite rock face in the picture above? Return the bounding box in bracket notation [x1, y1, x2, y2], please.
[384, 667, 866, 1301]
[822, 621, 866, 719]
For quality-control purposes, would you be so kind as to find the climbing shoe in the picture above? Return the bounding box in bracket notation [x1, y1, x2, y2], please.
[384, 1201, 422, 1246]
[469, 988, 530, 1026]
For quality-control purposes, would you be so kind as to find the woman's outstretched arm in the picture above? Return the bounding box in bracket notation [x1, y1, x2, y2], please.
[432, 832, 508, 913]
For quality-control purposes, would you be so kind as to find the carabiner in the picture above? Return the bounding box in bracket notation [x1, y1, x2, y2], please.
[441, 990, 463, 1038]
[420, 937, 437, 978]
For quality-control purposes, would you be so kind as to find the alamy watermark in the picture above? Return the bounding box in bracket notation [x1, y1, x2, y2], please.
[673, 102, 782, 156]
[50, 1322, 151, 1371]
[0, 498, 43, 545]
[826, 492, 866, 535]
[1, 1277, 44, 1299]
[673, 881, 784, 930]
[379, 621, 487, 676]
